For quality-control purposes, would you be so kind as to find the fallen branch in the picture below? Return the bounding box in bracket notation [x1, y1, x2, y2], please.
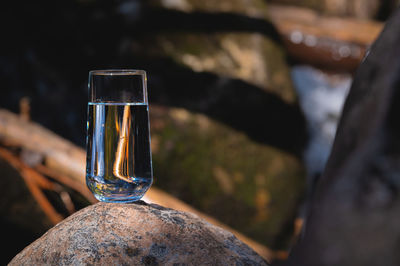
[35, 164, 97, 204]
[267, 4, 383, 71]
[0, 109, 86, 185]
[0, 147, 63, 224]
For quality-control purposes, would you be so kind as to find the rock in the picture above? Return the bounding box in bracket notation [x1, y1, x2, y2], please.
[9, 202, 268, 265]
[128, 1, 306, 156]
[137, 32, 295, 104]
[150, 106, 305, 249]
[285, 7, 400, 266]
[137, 0, 296, 105]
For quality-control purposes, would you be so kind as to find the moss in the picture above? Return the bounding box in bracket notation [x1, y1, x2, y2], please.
[261, 39, 297, 103]
[140, 32, 296, 104]
[150, 106, 305, 248]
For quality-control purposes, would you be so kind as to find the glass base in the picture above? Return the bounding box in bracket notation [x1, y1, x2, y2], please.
[86, 176, 152, 203]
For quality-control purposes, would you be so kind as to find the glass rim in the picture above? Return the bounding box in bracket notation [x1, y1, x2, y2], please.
[89, 69, 146, 76]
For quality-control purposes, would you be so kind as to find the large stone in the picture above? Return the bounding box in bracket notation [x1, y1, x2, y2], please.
[133, 1, 296, 105]
[10, 202, 268, 265]
[137, 32, 295, 104]
[150, 106, 305, 249]
[131, 0, 298, 105]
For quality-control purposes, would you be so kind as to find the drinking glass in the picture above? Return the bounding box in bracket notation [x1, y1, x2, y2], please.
[86, 70, 153, 202]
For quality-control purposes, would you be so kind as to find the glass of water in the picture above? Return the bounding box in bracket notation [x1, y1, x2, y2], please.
[86, 70, 153, 202]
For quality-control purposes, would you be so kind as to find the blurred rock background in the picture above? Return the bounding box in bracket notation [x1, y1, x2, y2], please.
[0, 0, 396, 264]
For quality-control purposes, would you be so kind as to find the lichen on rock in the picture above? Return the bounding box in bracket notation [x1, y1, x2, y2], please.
[9, 202, 268, 265]
[150, 106, 305, 248]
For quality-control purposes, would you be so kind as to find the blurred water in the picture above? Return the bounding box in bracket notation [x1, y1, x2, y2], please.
[292, 65, 351, 187]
